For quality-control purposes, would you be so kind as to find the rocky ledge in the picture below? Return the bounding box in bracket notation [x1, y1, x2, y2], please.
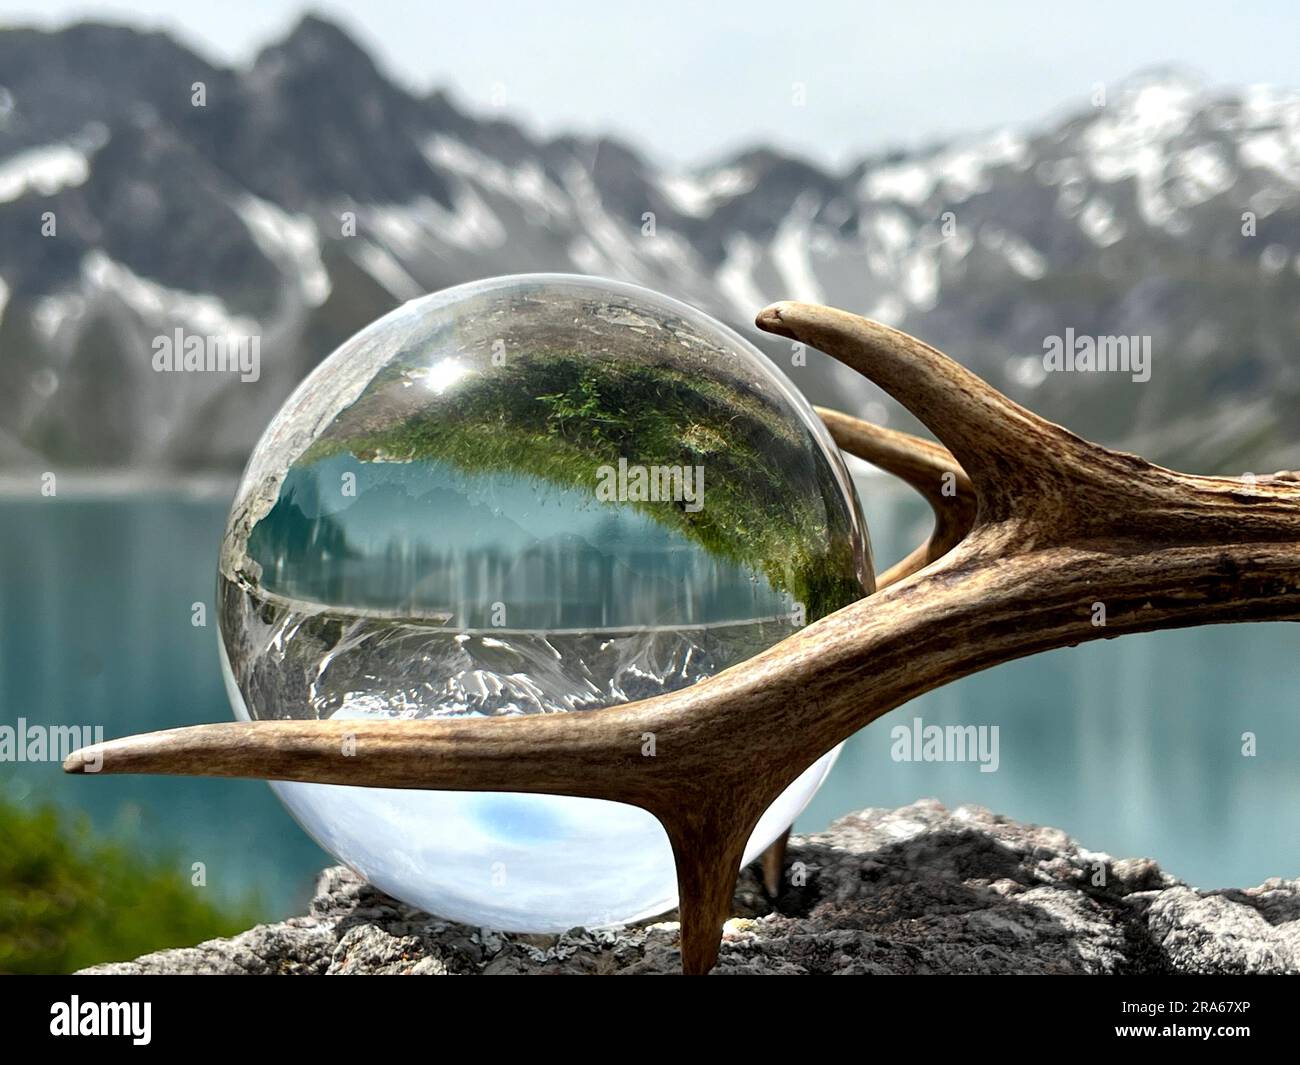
[81, 800, 1299, 975]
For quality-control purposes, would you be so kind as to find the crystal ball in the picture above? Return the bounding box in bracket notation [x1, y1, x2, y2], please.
[218, 274, 872, 931]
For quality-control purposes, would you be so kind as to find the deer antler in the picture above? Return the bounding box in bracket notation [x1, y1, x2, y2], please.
[64, 301, 1300, 975]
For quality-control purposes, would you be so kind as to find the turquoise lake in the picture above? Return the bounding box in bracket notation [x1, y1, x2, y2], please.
[1, 478, 1296, 919]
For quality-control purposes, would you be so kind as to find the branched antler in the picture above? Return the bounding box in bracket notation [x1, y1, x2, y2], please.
[64, 301, 1300, 975]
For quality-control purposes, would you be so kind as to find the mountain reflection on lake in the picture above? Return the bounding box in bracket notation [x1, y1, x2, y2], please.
[1, 472, 1296, 919]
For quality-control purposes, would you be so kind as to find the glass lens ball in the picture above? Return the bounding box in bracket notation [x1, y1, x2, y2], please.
[218, 274, 872, 931]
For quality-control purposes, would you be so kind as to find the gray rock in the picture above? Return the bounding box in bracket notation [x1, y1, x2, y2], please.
[79, 800, 1299, 975]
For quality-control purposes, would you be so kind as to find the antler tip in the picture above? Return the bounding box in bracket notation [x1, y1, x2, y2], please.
[754, 301, 798, 337]
[63, 746, 95, 773]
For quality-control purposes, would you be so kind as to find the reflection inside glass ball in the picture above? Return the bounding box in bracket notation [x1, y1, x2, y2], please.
[218, 274, 871, 931]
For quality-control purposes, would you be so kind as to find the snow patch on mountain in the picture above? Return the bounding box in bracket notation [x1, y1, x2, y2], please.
[350, 240, 424, 301]
[0, 143, 89, 203]
[771, 195, 826, 304]
[716, 236, 767, 322]
[236, 196, 330, 307]
[658, 166, 756, 217]
[81, 251, 260, 338]
[861, 129, 1029, 207]
[424, 136, 570, 221]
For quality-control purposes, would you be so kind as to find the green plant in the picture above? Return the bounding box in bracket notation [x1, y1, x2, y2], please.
[0, 796, 262, 974]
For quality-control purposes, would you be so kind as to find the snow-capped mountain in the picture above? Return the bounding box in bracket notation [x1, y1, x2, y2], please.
[1, 14, 1298, 474]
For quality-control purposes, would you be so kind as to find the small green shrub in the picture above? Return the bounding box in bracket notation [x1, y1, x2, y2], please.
[0, 797, 262, 974]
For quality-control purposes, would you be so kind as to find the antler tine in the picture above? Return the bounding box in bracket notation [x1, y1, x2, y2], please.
[816, 406, 975, 586]
[765, 301, 1300, 548]
[758, 301, 1087, 522]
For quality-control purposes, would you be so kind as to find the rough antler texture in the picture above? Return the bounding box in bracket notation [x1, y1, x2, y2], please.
[65, 301, 1300, 975]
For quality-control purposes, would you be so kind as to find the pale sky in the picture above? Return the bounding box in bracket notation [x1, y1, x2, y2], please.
[2, 1, 1298, 168]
